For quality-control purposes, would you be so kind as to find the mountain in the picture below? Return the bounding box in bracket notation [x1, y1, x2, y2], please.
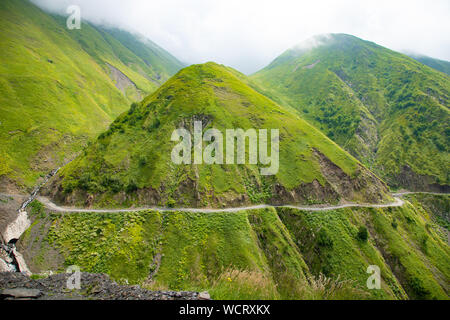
[252, 34, 449, 192]
[44, 62, 390, 208]
[0, 0, 183, 191]
[408, 54, 450, 76]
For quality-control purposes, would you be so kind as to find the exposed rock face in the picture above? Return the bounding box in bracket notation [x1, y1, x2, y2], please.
[313, 149, 389, 203]
[393, 165, 450, 193]
[0, 272, 207, 300]
[2, 210, 30, 244]
[0, 258, 12, 272]
[0, 194, 25, 238]
[353, 111, 379, 165]
[0, 194, 33, 274]
[1, 288, 42, 299]
[0, 208, 32, 275]
[107, 63, 142, 101]
[11, 249, 31, 276]
[0, 245, 16, 273]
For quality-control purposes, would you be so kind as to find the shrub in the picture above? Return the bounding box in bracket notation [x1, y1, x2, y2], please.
[101, 177, 123, 193]
[147, 118, 161, 132]
[391, 219, 398, 229]
[126, 180, 138, 194]
[138, 155, 147, 167]
[408, 276, 430, 299]
[29, 200, 45, 217]
[357, 226, 368, 242]
[166, 197, 176, 208]
[63, 180, 76, 194]
[128, 102, 138, 115]
[317, 229, 334, 248]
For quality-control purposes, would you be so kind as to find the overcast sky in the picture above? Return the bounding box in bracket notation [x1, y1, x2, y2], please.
[33, 0, 450, 74]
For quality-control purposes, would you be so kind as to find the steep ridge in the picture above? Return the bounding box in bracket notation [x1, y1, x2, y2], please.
[0, 0, 183, 191]
[43, 62, 390, 208]
[49, 15, 185, 97]
[252, 34, 450, 191]
[408, 54, 450, 76]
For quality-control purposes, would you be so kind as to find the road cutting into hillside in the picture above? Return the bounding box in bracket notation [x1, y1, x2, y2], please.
[36, 195, 406, 213]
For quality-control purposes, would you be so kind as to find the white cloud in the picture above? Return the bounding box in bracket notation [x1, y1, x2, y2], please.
[32, 0, 450, 74]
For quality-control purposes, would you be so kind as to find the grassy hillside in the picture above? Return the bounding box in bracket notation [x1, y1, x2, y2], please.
[404, 193, 449, 231]
[19, 200, 449, 300]
[45, 62, 390, 208]
[0, 0, 183, 191]
[252, 34, 450, 191]
[50, 15, 185, 99]
[101, 27, 184, 79]
[409, 55, 450, 76]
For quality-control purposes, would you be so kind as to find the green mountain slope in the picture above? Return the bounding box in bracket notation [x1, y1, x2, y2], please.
[404, 193, 449, 230]
[0, 0, 183, 191]
[252, 34, 450, 192]
[45, 62, 390, 208]
[409, 55, 450, 76]
[50, 15, 185, 99]
[100, 27, 184, 79]
[19, 198, 449, 299]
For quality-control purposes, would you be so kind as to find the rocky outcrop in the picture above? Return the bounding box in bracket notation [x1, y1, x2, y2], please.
[0, 169, 62, 275]
[0, 257, 12, 272]
[0, 208, 32, 275]
[11, 249, 31, 276]
[2, 210, 30, 244]
[107, 63, 142, 100]
[0, 272, 208, 300]
[0, 244, 17, 273]
[0, 194, 25, 238]
[313, 149, 389, 203]
[392, 165, 450, 193]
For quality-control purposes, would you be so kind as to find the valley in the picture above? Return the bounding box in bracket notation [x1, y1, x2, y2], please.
[0, 0, 448, 302]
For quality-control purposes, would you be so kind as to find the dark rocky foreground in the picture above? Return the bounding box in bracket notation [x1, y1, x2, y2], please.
[0, 272, 209, 300]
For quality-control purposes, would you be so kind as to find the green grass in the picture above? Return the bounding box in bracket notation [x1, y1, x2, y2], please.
[207, 269, 281, 300]
[368, 203, 449, 299]
[0, 0, 183, 189]
[20, 200, 449, 300]
[404, 193, 449, 231]
[277, 207, 406, 299]
[278, 200, 449, 300]
[252, 34, 450, 190]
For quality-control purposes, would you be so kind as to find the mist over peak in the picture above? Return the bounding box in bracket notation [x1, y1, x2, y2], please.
[31, 0, 450, 74]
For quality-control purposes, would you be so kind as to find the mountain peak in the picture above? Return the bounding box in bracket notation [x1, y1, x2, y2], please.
[46, 63, 389, 208]
[292, 33, 359, 50]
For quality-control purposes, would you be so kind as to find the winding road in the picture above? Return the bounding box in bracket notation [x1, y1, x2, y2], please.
[36, 192, 449, 214]
[37, 195, 406, 214]
[11, 161, 447, 215]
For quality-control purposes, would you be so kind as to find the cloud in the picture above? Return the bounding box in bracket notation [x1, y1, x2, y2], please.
[32, 0, 450, 74]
